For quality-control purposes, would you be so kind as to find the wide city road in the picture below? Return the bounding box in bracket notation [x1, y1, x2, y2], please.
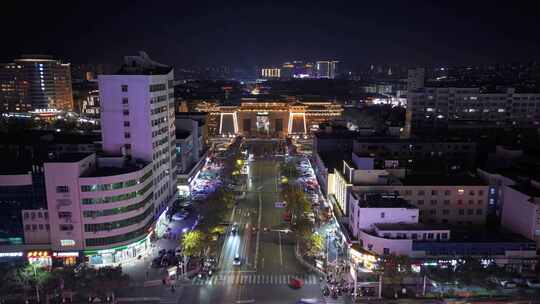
[149, 140, 327, 304]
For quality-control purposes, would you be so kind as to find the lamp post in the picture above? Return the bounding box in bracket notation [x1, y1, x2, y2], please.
[32, 264, 40, 304]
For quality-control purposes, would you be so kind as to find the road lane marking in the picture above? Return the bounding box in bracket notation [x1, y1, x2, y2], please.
[254, 193, 262, 270]
[278, 231, 283, 266]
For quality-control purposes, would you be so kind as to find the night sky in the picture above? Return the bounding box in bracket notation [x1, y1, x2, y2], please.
[2, 0, 540, 67]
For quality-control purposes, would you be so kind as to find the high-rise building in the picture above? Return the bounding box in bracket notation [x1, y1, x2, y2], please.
[261, 68, 281, 78]
[407, 68, 425, 92]
[407, 87, 540, 135]
[0, 55, 74, 112]
[99, 52, 177, 217]
[316, 61, 338, 79]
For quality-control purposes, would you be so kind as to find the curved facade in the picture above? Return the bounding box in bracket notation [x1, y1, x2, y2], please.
[44, 153, 156, 265]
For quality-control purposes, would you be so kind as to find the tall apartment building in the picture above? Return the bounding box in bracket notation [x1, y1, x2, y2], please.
[0, 55, 74, 112]
[407, 68, 425, 92]
[99, 52, 177, 218]
[316, 61, 338, 79]
[407, 87, 540, 134]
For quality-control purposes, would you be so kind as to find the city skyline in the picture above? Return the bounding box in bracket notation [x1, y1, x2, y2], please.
[2, 1, 540, 68]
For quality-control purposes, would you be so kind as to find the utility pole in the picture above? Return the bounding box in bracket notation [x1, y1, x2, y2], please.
[378, 274, 382, 299]
[422, 274, 427, 296]
[33, 264, 40, 303]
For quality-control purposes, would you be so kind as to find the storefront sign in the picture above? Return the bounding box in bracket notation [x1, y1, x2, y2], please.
[53, 252, 79, 257]
[0, 252, 23, 257]
[27, 251, 50, 258]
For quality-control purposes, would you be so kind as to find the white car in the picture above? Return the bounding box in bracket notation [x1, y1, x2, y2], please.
[526, 278, 540, 288]
[232, 253, 242, 266]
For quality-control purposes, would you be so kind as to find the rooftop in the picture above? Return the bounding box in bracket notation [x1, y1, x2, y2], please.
[509, 183, 540, 198]
[83, 161, 149, 178]
[116, 52, 172, 75]
[374, 223, 449, 231]
[318, 152, 351, 171]
[445, 227, 534, 243]
[47, 153, 92, 163]
[352, 192, 416, 208]
[401, 173, 486, 186]
[176, 130, 192, 140]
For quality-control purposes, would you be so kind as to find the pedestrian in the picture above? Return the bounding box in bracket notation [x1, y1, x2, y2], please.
[145, 270, 149, 280]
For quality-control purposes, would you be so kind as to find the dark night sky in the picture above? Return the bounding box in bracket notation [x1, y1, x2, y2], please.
[2, 0, 540, 68]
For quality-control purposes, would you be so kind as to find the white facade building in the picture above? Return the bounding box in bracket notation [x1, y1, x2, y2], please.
[99, 52, 177, 219]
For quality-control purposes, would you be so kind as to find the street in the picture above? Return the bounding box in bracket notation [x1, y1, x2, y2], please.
[118, 140, 331, 304]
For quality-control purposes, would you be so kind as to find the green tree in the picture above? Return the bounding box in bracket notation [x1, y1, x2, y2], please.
[282, 184, 311, 225]
[72, 265, 129, 302]
[454, 257, 489, 285]
[306, 233, 324, 257]
[14, 264, 51, 301]
[281, 161, 300, 179]
[182, 230, 206, 257]
[198, 188, 234, 233]
[377, 254, 412, 294]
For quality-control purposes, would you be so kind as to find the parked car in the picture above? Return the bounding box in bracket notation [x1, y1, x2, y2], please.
[526, 278, 540, 288]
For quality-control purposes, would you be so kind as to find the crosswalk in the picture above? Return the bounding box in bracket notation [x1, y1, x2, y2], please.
[189, 273, 320, 286]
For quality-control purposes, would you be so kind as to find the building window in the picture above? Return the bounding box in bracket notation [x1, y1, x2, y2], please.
[468, 200, 474, 205]
[427, 233, 434, 239]
[443, 200, 450, 205]
[124, 121, 130, 127]
[38, 212, 42, 218]
[478, 190, 484, 195]
[458, 189, 465, 195]
[431, 190, 438, 195]
[430, 200, 437, 205]
[429, 209, 436, 215]
[59, 224, 74, 231]
[442, 209, 450, 215]
[124, 132, 131, 139]
[418, 190, 425, 196]
[444, 190, 451, 196]
[457, 199, 463, 205]
[380, 212, 385, 218]
[32, 224, 37, 230]
[39, 224, 43, 230]
[477, 200, 483, 205]
[459, 209, 465, 215]
[467, 209, 474, 215]
[44, 212, 48, 219]
[25, 224, 31, 231]
[405, 190, 412, 195]
[383, 248, 390, 255]
[469, 190, 475, 195]
[24, 212, 29, 219]
[476, 209, 483, 215]
[417, 200, 424, 205]
[122, 97, 129, 105]
[46, 224, 50, 230]
[411, 233, 418, 239]
[121, 85, 128, 92]
[56, 186, 69, 193]
[123, 110, 129, 116]
[441, 233, 448, 240]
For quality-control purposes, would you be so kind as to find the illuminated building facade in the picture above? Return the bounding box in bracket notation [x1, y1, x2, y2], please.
[0, 55, 74, 112]
[261, 68, 281, 78]
[316, 60, 338, 79]
[197, 98, 343, 138]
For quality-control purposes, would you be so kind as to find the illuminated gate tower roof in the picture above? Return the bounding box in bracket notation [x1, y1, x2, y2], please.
[198, 97, 343, 138]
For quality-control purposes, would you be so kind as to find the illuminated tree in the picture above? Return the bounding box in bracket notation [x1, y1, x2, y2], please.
[182, 230, 206, 257]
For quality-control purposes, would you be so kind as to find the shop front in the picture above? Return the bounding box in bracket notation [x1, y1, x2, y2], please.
[349, 244, 378, 272]
[85, 234, 151, 266]
[0, 251, 25, 266]
[52, 251, 80, 267]
[27, 250, 52, 268]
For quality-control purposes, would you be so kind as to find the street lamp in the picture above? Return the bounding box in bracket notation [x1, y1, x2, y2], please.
[32, 264, 40, 304]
